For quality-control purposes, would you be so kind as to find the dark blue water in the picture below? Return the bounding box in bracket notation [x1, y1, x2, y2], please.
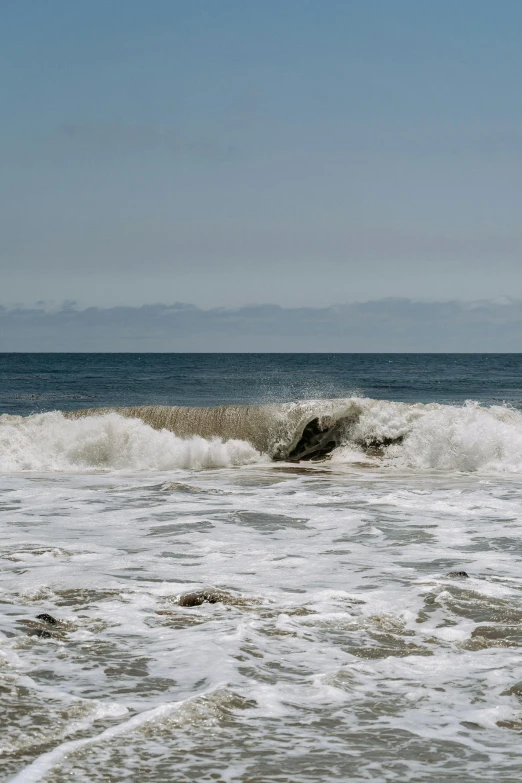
[2, 353, 522, 416]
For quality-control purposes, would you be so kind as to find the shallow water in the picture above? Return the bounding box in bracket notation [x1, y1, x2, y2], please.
[2, 354, 522, 781]
[2, 465, 522, 782]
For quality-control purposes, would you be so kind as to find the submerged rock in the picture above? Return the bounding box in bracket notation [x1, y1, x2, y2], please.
[20, 613, 61, 640]
[36, 613, 57, 625]
[178, 588, 236, 607]
[33, 628, 53, 639]
[446, 571, 469, 579]
[361, 435, 404, 458]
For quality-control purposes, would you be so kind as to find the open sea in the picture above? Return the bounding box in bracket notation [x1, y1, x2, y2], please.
[3, 353, 522, 782]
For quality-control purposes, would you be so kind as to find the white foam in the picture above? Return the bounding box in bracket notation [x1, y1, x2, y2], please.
[388, 401, 522, 473]
[333, 398, 522, 474]
[3, 459, 522, 780]
[0, 412, 265, 472]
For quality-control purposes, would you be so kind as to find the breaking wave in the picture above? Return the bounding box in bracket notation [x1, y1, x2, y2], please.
[2, 398, 522, 473]
[0, 411, 264, 472]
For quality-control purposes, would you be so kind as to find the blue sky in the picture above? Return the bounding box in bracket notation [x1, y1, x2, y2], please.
[2, 0, 522, 314]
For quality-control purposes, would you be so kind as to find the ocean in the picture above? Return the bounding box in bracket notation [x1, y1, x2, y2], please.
[2, 353, 522, 782]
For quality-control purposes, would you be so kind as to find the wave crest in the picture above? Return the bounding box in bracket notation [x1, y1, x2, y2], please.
[3, 398, 522, 474]
[0, 411, 264, 472]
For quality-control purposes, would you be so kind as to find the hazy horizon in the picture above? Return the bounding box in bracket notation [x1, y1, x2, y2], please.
[3, 297, 522, 352]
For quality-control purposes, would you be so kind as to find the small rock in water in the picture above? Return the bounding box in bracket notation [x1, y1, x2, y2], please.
[34, 628, 53, 639]
[36, 613, 58, 625]
[446, 571, 469, 579]
[178, 588, 233, 607]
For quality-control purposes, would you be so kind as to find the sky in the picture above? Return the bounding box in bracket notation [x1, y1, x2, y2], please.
[1, 1, 522, 348]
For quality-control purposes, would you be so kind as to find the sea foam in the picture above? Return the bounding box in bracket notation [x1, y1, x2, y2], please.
[333, 399, 522, 473]
[3, 398, 522, 474]
[0, 411, 264, 472]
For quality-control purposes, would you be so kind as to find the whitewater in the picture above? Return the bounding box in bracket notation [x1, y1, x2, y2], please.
[3, 354, 522, 782]
[2, 397, 522, 473]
